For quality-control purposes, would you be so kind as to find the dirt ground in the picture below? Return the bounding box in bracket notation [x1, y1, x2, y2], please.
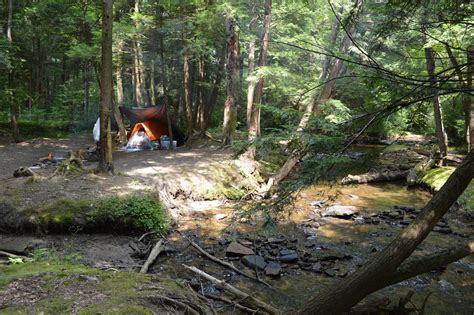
[0, 134, 260, 218]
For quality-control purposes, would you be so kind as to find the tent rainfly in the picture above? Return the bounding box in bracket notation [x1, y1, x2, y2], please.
[119, 105, 186, 146]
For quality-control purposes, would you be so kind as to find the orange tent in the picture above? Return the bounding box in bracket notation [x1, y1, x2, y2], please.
[129, 121, 169, 141]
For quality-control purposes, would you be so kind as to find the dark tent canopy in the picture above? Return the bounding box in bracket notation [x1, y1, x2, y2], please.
[119, 105, 186, 146]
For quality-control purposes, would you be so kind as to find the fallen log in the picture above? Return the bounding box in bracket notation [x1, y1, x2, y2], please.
[341, 170, 409, 185]
[183, 264, 280, 314]
[140, 240, 164, 274]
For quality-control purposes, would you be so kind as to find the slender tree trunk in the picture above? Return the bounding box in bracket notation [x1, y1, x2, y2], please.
[183, 51, 193, 138]
[98, 0, 114, 173]
[246, 5, 258, 130]
[150, 61, 157, 105]
[424, 47, 448, 160]
[133, 41, 143, 106]
[445, 44, 473, 152]
[296, 151, 474, 314]
[319, 7, 342, 81]
[112, 99, 127, 145]
[202, 45, 225, 133]
[195, 57, 206, 132]
[222, 16, 240, 145]
[316, 0, 363, 109]
[248, 0, 272, 146]
[7, 0, 20, 142]
[116, 40, 125, 107]
[467, 45, 474, 152]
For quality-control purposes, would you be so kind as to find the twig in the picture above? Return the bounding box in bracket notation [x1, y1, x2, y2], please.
[187, 237, 272, 288]
[149, 294, 200, 315]
[203, 292, 259, 314]
[138, 231, 157, 242]
[140, 239, 164, 274]
[183, 264, 280, 314]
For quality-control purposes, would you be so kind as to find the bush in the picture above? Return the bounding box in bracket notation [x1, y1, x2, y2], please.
[92, 195, 169, 233]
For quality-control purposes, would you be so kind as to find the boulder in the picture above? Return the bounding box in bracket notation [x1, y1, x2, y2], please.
[264, 262, 282, 277]
[225, 241, 254, 257]
[322, 205, 359, 219]
[279, 253, 298, 263]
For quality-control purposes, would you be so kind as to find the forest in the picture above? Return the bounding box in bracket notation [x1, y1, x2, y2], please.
[0, 0, 473, 314]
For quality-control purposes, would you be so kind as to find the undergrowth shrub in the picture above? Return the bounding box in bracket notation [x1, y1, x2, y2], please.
[92, 195, 169, 233]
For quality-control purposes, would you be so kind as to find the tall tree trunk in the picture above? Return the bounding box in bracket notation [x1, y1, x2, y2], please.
[467, 45, 474, 152]
[222, 16, 240, 145]
[445, 44, 473, 152]
[296, 151, 474, 314]
[133, 41, 143, 107]
[319, 7, 342, 81]
[183, 51, 193, 138]
[424, 47, 448, 160]
[246, 5, 258, 130]
[248, 0, 272, 146]
[316, 0, 363, 108]
[7, 0, 20, 142]
[202, 45, 225, 133]
[116, 40, 125, 107]
[98, 0, 114, 173]
[195, 57, 206, 132]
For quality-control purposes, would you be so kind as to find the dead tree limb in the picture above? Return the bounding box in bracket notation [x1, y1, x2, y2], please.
[183, 264, 280, 314]
[203, 293, 259, 314]
[341, 170, 409, 185]
[140, 240, 164, 274]
[148, 294, 200, 315]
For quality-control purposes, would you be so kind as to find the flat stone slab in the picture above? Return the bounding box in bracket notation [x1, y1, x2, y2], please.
[0, 236, 47, 254]
[225, 241, 254, 257]
[322, 205, 359, 218]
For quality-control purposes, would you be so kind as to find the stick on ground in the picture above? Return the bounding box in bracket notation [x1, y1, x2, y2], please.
[140, 239, 164, 274]
[183, 264, 280, 314]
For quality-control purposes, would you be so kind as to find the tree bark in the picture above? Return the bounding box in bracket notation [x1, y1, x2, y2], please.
[319, 7, 342, 81]
[246, 5, 258, 130]
[296, 150, 474, 314]
[248, 0, 272, 146]
[467, 45, 474, 152]
[98, 0, 114, 173]
[183, 50, 193, 138]
[116, 40, 125, 107]
[222, 17, 240, 145]
[202, 45, 225, 133]
[7, 0, 20, 143]
[424, 47, 448, 160]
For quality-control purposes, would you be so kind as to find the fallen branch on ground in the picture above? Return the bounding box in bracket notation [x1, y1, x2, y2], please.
[187, 238, 272, 288]
[148, 294, 200, 315]
[183, 264, 280, 314]
[140, 239, 164, 273]
[203, 292, 259, 314]
[0, 251, 32, 261]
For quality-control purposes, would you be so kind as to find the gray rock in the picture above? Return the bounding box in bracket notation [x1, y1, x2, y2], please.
[264, 262, 281, 277]
[324, 269, 337, 277]
[226, 242, 254, 257]
[280, 249, 296, 256]
[279, 253, 298, 263]
[242, 255, 267, 271]
[312, 262, 323, 273]
[322, 205, 359, 218]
